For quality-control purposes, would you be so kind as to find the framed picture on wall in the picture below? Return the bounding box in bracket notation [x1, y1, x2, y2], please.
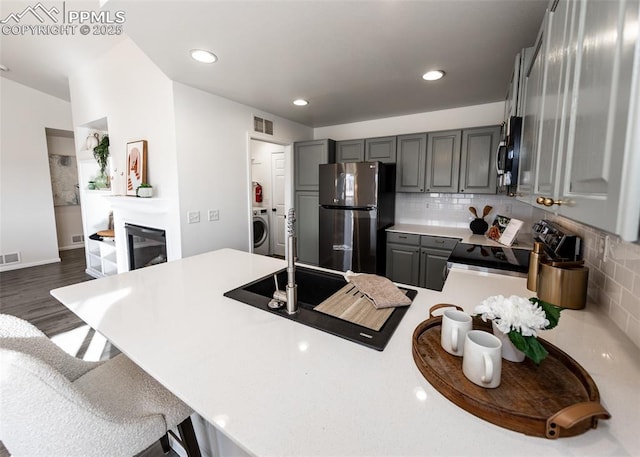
[126, 140, 147, 196]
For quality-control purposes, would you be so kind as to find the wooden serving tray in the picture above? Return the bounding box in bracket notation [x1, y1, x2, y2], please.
[412, 306, 610, 439]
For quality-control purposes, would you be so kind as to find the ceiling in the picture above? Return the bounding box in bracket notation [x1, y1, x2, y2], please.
[0, 0, 547, 128]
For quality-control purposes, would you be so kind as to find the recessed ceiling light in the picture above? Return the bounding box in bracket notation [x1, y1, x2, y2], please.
[293, 99, 309, 106]
[422, 70, 445, 81]
[0, 64, 9, 72]
[190, 49, 217, 64]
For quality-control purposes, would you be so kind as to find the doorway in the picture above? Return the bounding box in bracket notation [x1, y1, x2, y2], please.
[45, 128, 84, 252]
[249, 139, 286, 257]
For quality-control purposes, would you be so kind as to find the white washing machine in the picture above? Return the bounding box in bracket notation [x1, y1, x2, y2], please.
[252, 207, 270, 255]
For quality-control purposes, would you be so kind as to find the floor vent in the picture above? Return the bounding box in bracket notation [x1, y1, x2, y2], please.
[253, 116, 274, 135]
[0, 252, 21, 265]
[71, 234, 85, 244]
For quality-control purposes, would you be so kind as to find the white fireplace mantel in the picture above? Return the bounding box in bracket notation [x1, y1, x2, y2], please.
[104, 196, 169, 214]
[103, 196, 179, 273]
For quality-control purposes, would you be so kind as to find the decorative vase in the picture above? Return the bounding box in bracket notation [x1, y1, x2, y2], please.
[87, 181, 96, 190]
[94, 171, 110, 189]
[492, 321, 526, 362]
[470, 217, 489, 235]
[86, 132, 99, 150]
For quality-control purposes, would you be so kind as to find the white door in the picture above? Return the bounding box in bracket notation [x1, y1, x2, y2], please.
[271, 152, 286, 257]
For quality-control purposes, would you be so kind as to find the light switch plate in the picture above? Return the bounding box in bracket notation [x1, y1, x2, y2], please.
[208, 209, 220, 221]
[188, 211, 200, 224]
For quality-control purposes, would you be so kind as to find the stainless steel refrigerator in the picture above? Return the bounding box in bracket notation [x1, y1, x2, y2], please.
[318, 162, 395, 274]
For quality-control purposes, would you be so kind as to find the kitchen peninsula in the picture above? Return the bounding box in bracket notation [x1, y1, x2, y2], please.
[51, 249, 639, 456]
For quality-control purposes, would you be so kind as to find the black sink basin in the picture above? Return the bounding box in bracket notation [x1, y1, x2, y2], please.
[224, 266, 417, 351]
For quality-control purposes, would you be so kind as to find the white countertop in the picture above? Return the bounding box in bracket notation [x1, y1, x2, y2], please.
[51, 249, 639, 456]
[388, 223, 534, 248]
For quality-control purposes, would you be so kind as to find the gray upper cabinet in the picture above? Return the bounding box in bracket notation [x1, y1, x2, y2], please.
[294, 139, 336, 191]
[394, 127, 498, 194]
[365, 136, 397, 163]
[534, 1, 569, 199]
[425, 130, 461, 193]
[395, 134, 426, 192]
[459, 126, 500, 194]
[554, 0, 639, 237]
[336, 139, 364, 163]
[517, 14, 547, 205]
[513, 0, 640, 241]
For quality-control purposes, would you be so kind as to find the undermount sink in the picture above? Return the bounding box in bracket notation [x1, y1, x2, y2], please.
[223, 266, 417, 351]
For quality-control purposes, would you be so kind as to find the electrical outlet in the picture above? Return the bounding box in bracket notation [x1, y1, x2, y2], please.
[187, 211, 200, 224]
[208, 209, 220, 221]
[504, 204, 512, 213]
[597, 234, 610, 261]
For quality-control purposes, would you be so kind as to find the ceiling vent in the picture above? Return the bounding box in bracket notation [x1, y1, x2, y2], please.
[253, 116, 274, 135]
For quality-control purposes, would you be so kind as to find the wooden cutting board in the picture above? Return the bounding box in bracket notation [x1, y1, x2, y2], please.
[314, 284, 393, 331]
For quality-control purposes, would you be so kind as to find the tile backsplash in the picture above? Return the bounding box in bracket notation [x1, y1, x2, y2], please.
[534, 210, 640, 349]
[395, 192, 536, 235]
[394, 193, 640, 349]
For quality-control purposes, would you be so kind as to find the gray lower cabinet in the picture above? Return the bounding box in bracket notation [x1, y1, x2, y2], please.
[459, 126, 501, 194]
[385, 232, 458, 290]
[420, 248, 450, 292]
[336, 139, 364, 162]
[365, 136, 397, 163]
[295, 191, 320, 265]
[386, 231, 421, 285]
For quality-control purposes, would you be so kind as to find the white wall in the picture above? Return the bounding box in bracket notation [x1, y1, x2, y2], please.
[172, 82, 312, 258]
[68, 38, 183, 269]
[46, 133, 84, 250]
[314, 101, 505, 140]
[0, 78, 73, 270]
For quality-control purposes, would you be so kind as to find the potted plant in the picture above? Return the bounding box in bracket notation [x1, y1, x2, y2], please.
[136, 182, 153, 198]
[474, 295, 562, 364]
[93, 135, 110, 189]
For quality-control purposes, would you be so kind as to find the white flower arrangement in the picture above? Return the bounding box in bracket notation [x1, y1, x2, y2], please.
[474, 295, 562, 364]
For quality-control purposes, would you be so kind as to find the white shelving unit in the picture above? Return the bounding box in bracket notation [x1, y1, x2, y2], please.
[76, 118, 118, 278]
[87, 237, 117, 278]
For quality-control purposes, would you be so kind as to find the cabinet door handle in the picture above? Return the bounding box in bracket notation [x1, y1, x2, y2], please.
[536, 196, 565, 207]
[460, 189, 464, 192]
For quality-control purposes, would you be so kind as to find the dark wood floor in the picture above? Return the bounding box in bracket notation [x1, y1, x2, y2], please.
[0, 248, 178, 457]
[0, 248, 92, 337]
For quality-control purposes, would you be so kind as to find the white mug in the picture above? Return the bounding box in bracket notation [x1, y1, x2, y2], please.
[462, 330, 502, 388]
[440, 309, 472, 356]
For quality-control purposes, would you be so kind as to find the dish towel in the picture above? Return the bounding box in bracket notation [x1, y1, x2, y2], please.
[344, 271, 412, 309]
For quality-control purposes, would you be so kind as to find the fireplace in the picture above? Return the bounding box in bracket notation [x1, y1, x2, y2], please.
[124, 223, 167, 270]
